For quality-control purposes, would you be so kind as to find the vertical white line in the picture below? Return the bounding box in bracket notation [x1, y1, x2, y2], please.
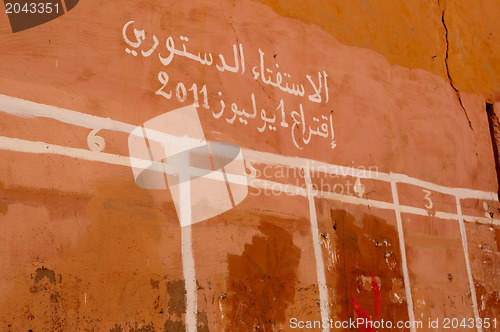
[456, 196, 482, 332]
[181, 226, 197, 332]
[179, 152, 197, 332]
[390, 179, 416, 332]
[304, 169, 330, 331]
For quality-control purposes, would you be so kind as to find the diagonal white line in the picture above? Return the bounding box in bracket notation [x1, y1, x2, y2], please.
[0, 135, 499, 227]
[0, 93, 497, 201]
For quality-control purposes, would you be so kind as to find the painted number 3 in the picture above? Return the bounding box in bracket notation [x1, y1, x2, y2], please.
[423, 189, 433, 209]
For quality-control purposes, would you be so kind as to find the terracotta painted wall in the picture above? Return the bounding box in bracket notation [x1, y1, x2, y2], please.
[0, 0, 499, 331]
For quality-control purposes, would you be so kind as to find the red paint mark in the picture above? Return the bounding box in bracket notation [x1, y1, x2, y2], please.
[351, 274, 382, 331]
[371, 274, 381, 319]
[333, 210, 409, 323]
[351, 295, 374, 332]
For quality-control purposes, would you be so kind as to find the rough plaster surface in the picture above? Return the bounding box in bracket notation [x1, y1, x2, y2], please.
[0, 0, 499, 331]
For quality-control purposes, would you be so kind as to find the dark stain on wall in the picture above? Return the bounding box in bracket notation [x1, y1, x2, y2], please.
[0, 177, 176, 330]
[495, 228, 500, 252]
[30, 266, 60, 293]
[129, 324, 155, 332]
[110, 324, 123, 332]
[475, 283, 499, 329]
[163, 319, 185, 332]
[225, 219, 301, 331]
[167, 280, 186, 317]
[332, 209, 409, 323]
[162, 312, 208, 332]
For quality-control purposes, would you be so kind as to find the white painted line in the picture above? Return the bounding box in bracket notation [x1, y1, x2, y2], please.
[456, 197, 482, 332]
[181, 225, 197, 332]
[1, 93, 498, 202]
[304, 169, 330, 332]
[0, 135, 247, 185]
[0, 94, 200, 150]
[316, 188, 395, 210]
[1, 135, 499, 228]
[1, 134, 498, 330]
[390, 179, 416, 332]
[0, 135, 133, 167]
[390, 173, 497, 201]
[243, 149, 388, 181]
[0, 93, 136, 133]
[462, 215, 497, 226]
[178, 152, 197, 332]
[396, 204, 497, 226]
[2, 93, 497, 331]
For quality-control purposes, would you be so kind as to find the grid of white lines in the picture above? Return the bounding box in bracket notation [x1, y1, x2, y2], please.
[1, 94, 496, 332]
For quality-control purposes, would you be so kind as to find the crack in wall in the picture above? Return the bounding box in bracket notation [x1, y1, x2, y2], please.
[485, 102, 500, 199]
[441, 2, 474, 130]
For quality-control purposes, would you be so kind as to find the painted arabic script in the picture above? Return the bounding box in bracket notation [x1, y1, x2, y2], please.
[122, 20, 336, 150]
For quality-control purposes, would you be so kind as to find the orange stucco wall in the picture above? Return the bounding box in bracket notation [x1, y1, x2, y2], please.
[0, 0, 499, 331]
